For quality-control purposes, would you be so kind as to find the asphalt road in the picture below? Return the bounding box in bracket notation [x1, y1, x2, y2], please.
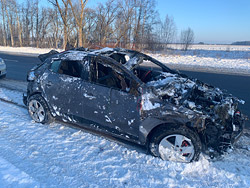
[1, 52, 249, 127]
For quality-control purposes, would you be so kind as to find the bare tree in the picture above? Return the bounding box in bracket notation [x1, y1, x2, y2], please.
[49, 0, 70, 49]
[161, 15, 176, 48]
[15, 3, 23, 47]
[113, 0, 134, 48]
[0, 0, 180, 52]
[3, 0, 14, 46]
[180, 27, 194, 51]
[0, 0, 7, 46]
[83, 8, 96, 47]
[68, 0, 88, 47]
[94, 0, 118, 46]
[48, 8, 62, 48]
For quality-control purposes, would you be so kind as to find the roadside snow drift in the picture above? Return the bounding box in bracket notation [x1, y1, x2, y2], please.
[0, 87, 250, 187]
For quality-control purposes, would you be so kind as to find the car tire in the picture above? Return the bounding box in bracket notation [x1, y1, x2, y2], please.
[149, 125, 201, 162]
[28, 94, 53, 124]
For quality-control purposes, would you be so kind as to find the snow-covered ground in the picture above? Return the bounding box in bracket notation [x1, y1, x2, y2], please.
[0, 46, 63, 56]
[167, 44, 250, 51]
[0, 45, 250, 186]
[0, 84, 250, 187]
[148, 44, 250, 76]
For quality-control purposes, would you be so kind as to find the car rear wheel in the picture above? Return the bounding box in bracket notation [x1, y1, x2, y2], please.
[28, 94, 52, 124]
[149, 125, 201, 163]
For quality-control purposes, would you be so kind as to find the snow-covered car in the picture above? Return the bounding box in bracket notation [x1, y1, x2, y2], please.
[23, 48, 245, 162]
[0, 57, 6, 78]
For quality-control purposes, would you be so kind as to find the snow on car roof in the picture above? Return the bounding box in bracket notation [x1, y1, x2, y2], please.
[60, 50, 88, 61]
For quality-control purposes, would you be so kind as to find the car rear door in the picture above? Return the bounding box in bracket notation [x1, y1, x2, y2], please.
[41, 59, 85, 119]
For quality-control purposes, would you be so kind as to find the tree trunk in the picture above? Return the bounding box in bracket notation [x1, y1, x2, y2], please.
[68, 0, 88, 47]
[36, 0, 39, 48]
[4, 0, 14, 46]
[78, 27, 82, 47]
[1, 0, 7, 46]
[63, 25, 67, 49]
[16, 9, 22, 47]
[53, 0, 69, 49]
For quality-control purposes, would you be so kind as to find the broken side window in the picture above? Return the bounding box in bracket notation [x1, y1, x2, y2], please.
[92, 59, 133, 93]
[50, 60, 89, 80]
[80, 59, 90, 81]
[133, 59, 165, 83]
[109, 53, 126, 64]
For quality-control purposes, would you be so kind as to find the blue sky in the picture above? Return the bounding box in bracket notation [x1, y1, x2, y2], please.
[35, 0, 250, 44]
[156, 0, 250, 44]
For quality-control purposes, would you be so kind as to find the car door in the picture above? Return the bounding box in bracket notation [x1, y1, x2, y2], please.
[108, 71, 141, 138]
[41, 59, 84, 119]
[80, 56, 112, 126]
[85, 56, 141, 138]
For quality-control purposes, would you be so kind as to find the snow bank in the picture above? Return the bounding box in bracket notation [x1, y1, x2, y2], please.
[0, 86, 250, 187]
[0, 46, 63, 55]
[148, 45, 250, 75]
[166, 44, 250, 51]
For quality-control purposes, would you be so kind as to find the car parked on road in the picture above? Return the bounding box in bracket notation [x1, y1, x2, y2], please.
[23, 48, 245, 162]
[0, 57, 6, 78]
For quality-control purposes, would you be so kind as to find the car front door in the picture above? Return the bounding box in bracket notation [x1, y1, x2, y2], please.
[109, 87, 141, 138]
[86, 56, 141, 138]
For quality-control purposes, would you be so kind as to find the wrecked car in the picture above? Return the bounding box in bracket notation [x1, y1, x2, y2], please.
[23, 47, 246, 162]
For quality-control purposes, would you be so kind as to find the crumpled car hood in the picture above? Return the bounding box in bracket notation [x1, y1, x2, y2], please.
[143, 72, 244, 124]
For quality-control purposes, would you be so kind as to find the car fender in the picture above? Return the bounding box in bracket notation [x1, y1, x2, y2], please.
[138, 115, 192, 145]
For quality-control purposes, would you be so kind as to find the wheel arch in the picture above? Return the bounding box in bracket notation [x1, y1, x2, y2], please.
[27, 92, 55, 117]
[28, 91, 42, 99]
[139, 117, 200, 147]
[27, 93, 53, 123]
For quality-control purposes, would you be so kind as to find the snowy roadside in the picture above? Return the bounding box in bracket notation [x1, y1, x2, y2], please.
[0, 46, 63, 57]
[0, 79, 27, 93]
[149, 52, 250, 76]
[0, 86, 250, 187]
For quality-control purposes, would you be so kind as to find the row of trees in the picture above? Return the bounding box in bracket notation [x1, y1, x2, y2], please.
[0, 0, 194, 51]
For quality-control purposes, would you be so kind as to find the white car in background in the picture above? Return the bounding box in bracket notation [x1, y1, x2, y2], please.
[0, 58, 6, 78]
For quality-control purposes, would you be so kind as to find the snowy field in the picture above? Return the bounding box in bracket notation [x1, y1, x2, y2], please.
[0, 45, 250, 75]
[0, 83, 250, 187]
[148, 44, 250, 76]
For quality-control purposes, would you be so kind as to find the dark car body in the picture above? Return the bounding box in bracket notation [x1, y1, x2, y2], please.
[24, 48, 245, 160]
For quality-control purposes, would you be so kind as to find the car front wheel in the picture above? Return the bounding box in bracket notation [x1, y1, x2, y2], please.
[28, 94, 52, 124]
[149, 125, 201, 163]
